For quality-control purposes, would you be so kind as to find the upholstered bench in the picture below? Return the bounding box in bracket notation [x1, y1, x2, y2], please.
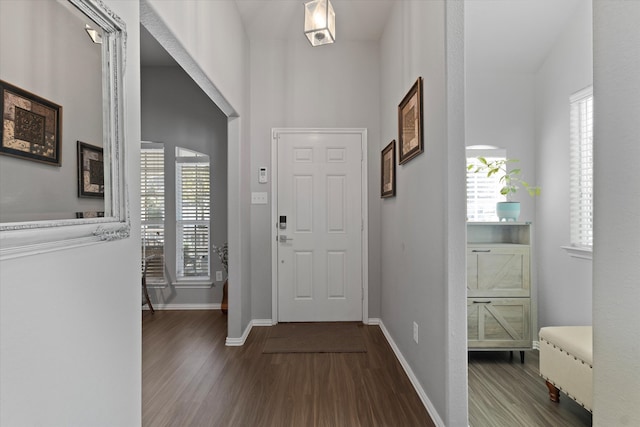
[539, 326, 593, 412]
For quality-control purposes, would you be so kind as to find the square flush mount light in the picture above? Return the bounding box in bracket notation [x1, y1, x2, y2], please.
[304, 0, 335, 46]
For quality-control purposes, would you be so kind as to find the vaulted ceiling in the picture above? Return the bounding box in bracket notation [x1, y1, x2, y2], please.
[141, 0, 582, 73]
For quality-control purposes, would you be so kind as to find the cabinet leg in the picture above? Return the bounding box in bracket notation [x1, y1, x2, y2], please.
[509, 351, 513, 361]
[520, 351, 525, 364]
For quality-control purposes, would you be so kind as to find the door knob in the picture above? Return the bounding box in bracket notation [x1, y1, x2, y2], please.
[279, 235, 294, 243]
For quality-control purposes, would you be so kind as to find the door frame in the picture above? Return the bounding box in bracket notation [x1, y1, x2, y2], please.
[270, 128, 369, 324]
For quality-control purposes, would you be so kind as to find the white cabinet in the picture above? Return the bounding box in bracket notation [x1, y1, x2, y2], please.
[467, 223, 534, 353]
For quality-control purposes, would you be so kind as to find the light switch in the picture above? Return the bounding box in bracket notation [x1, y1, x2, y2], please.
[251, 192, 268, 204]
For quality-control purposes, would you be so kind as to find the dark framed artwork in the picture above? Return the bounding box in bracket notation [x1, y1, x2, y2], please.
[398, 77, 423, 165]
[75, 211, 105, 218]
[77, 141, 104, 198]
[381, 140, 396, 198]
[0, 80, 62, 166]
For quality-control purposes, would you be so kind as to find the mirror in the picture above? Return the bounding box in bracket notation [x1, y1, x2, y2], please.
[0, 0, 128, 259]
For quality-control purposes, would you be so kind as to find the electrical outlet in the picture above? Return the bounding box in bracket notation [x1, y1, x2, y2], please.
[216, 271, 223, 281]
[413, 322, 419, 344]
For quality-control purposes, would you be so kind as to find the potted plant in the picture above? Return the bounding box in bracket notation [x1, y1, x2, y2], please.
[213, 242, 228, 314]
[467, 157, 540, 221]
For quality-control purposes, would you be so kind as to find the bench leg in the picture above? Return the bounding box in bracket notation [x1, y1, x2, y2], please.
[545, 380, 560, 403]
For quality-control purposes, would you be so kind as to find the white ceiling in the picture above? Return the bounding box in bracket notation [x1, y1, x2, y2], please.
[465, 0, 581, 72]
[234, 0, 396, 42]
[141, 0, 581, 73]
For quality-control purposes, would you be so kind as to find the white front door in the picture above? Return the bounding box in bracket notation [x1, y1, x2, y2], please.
[276, 131, 363, 322]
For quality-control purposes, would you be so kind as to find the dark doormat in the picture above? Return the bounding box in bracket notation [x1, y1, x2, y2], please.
[262, 322, 367, 353]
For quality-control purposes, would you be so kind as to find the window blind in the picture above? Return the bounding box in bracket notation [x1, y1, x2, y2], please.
[141, 144, 166, 283]
[466, 149, 506, 222]
[176, 154, 210, 279]
[569, 87, 594, 248]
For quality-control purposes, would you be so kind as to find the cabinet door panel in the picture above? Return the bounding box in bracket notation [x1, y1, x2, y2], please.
[467, 298, 531, 349]
[467, 247, 529, 297]
[467, 301, 479, 340]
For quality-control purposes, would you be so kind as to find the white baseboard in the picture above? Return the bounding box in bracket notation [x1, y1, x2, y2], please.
[366, 318, 381, 325]
[225, 319, 273, 346]
[377, 320, 446, 427]
[143, 303, 221, 310]
[533, 340, 540, 350]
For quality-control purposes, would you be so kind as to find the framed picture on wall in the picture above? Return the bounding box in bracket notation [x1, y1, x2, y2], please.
[75, 211, 105, 218]
[0, 80, 62, 166]
[398, 77, 423, 165]
[77, 141, 104, 198]
[381, 140, 396, 198]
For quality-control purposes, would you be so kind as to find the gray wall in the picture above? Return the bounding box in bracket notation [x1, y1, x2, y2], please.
[534, 0, 592, 328]
[249, 38, 382, 319]
[465, 71, 537, 221]
[466, 1, 592, 330]
[0, 1, 142, 425]
[380, 1, 467, 424]
[593, 2, 640, 424]
[0, 0, 104, 221]
[143, 0, 252, 339]
[141, 66, 228, 306]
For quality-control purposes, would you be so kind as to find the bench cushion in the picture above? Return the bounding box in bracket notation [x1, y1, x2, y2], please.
[539, 326, 593, 366]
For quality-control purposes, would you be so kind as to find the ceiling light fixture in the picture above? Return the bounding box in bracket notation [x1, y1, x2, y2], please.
[304, 0, 335, 47]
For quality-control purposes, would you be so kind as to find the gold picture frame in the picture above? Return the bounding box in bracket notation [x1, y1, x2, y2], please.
[398, 77, 423, 165]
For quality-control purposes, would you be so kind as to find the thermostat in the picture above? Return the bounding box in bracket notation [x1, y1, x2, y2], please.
[259, 167, 268, 184]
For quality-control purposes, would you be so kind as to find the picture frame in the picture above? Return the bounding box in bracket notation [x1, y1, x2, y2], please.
[0, 80, 62, 166]
[381, 140, 396, 198]
[75, 211, 105, 219]
[77, 141, 104, 198]
[398, 77, 423, 165]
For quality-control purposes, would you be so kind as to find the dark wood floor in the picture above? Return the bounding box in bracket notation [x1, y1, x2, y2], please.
[468, 350, 592, 427]
[142, 310, 435, 427]
[143, 311, 593, 426]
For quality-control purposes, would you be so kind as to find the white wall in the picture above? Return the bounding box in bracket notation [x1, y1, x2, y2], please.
[534, 0, 592, 328]
[0, 1, 141, 426]
[465, 71, 537, 220]
[141, 66, 228, 305]
[592, 2, 640, 425]
[143, 0, 251, 338]
[249, 37, 382, 319]
[380, 1, 467, 425]
[0, 0, 104, 221]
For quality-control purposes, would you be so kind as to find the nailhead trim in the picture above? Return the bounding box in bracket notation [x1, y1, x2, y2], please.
[540, 337, 593, 368]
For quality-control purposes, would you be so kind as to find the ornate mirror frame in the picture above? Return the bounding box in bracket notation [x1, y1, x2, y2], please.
[0, 0, 128, 260]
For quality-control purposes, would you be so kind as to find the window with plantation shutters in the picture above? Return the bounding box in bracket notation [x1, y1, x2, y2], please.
[141, 143, 166, 284]
[569, 87, 593, 250]
[176, 148, 210, 279]
[466, 147, 507, 222]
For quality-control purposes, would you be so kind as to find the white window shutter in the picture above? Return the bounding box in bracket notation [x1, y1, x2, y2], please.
[466, 149, 507, 222]
[176, 151, 211, 279]
[141, 144, 166, 283]
[569, 87, 594, 249]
